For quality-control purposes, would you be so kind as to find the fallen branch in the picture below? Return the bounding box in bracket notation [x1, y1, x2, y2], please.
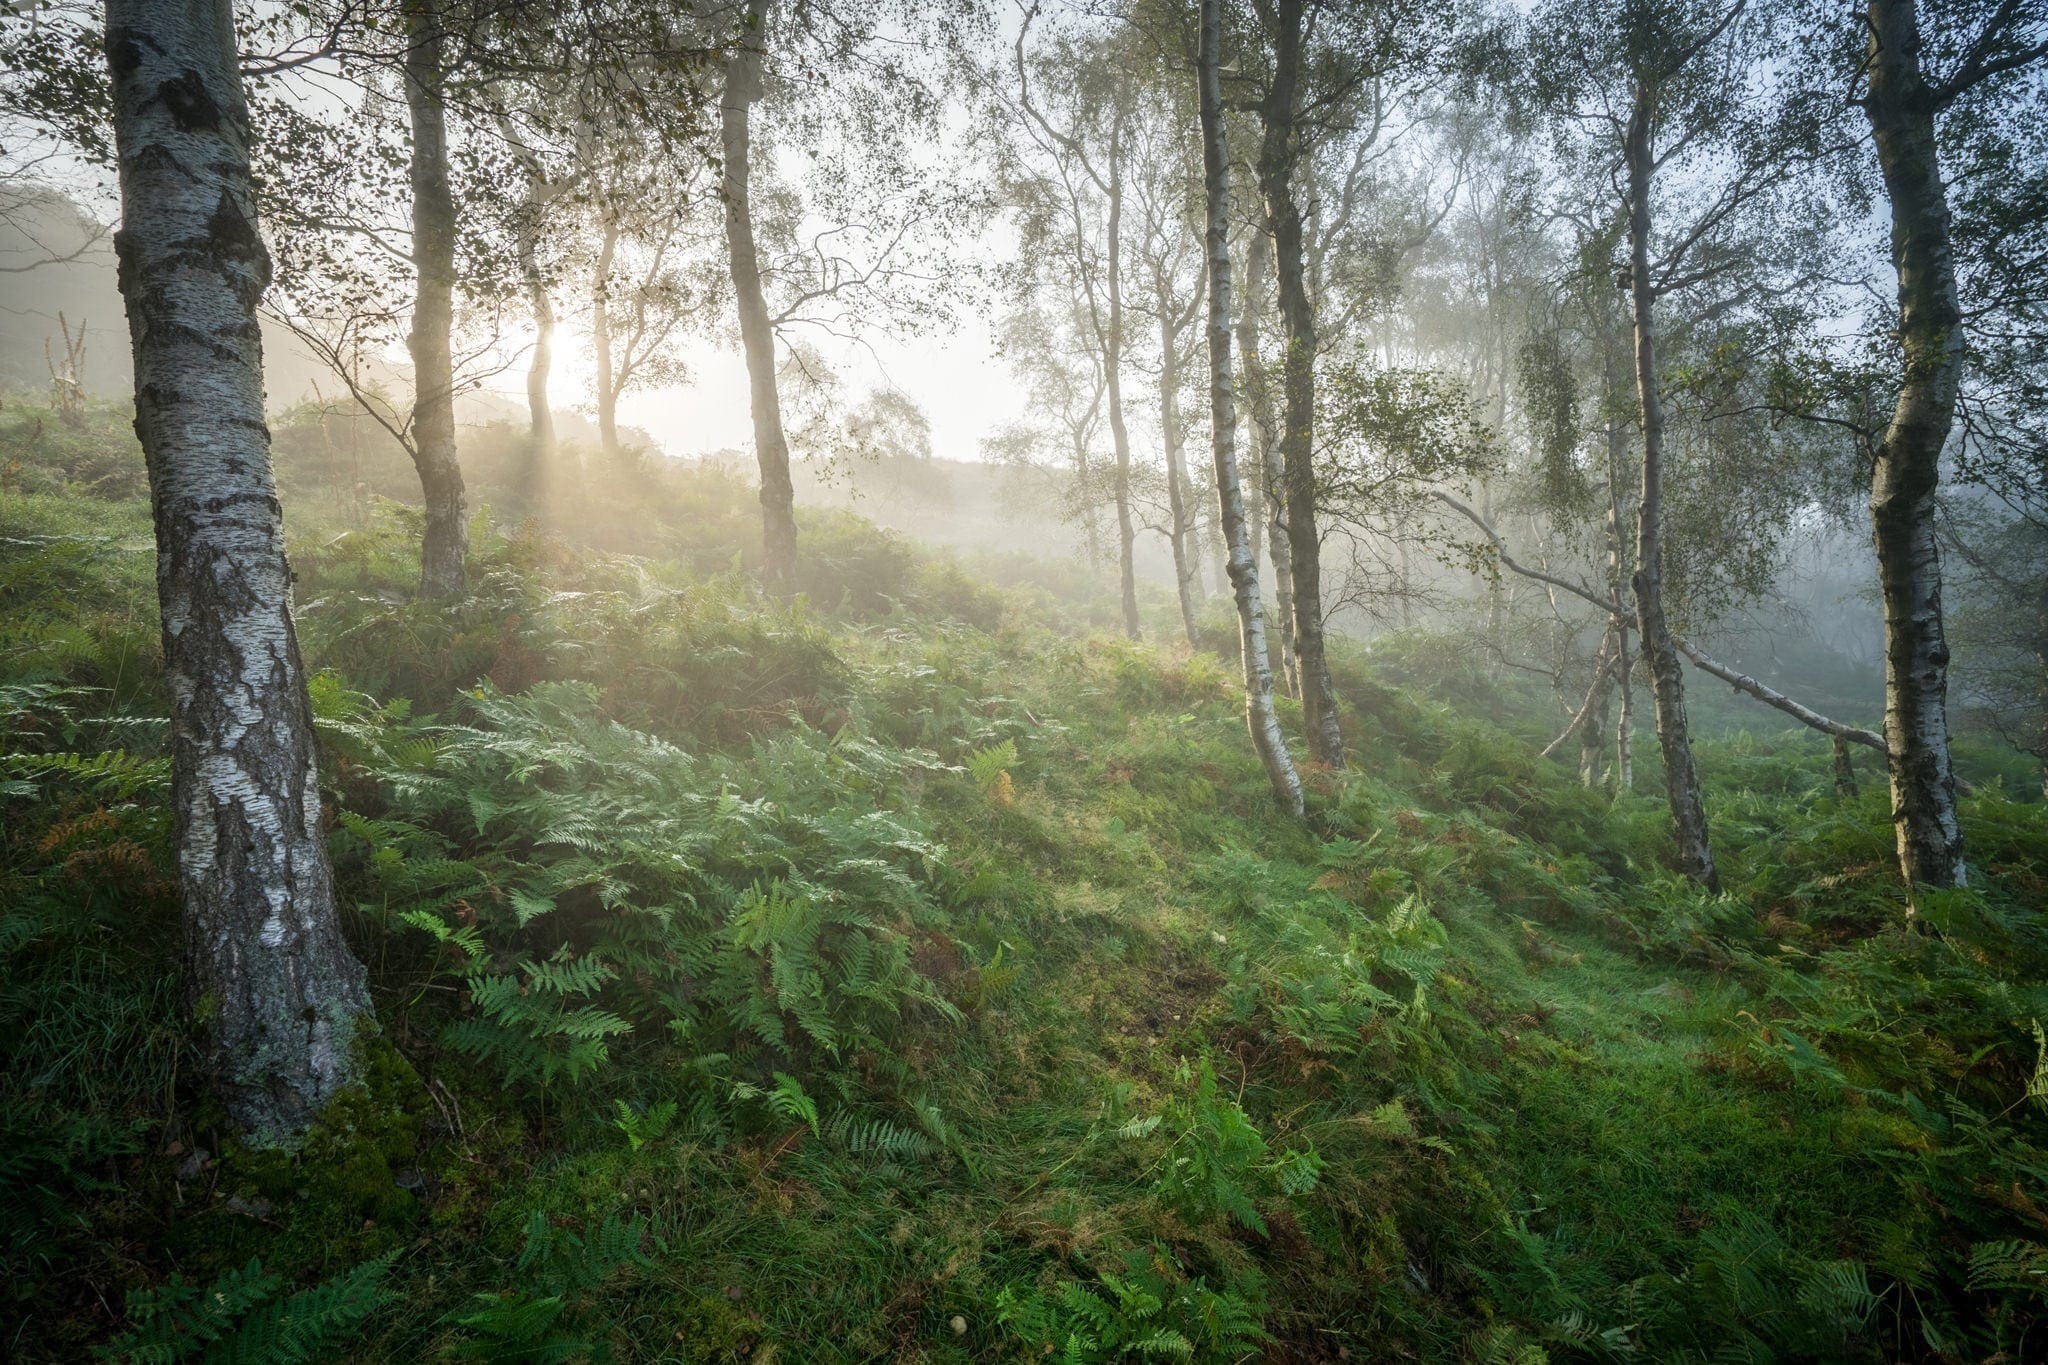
[1434, 486, 1894, 760]
[1671, 637, 1888, 754]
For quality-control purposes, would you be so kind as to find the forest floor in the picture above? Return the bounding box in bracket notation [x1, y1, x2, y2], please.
[4, 405, 2048, 1362]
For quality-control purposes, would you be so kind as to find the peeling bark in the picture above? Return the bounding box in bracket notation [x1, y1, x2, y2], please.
[1625, 80, 1718, 891]
[403, 0, 469, 598]
[1862, 0, 1967, 889]
[1201, 0, 1302, 816]
[106, 0, 371, 1143]
[721, 0, 799, 592]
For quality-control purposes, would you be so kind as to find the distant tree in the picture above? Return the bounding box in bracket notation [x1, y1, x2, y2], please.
[716, 0, 976, 589]
[588, 146, 713, 458]
[1129, 78, 1210, 647]
[719, 0, 802, 589]
[400, 0, 471, 596]
[988, 296, 1112, 566]
[1946, 501, 2048, 797]
[1006, 7, 1144, 638]
[845, 388, 935, 463]
[102, 0, 371, 1140]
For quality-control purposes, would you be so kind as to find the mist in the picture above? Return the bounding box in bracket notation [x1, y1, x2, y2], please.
[2, 0, 2046, 1358]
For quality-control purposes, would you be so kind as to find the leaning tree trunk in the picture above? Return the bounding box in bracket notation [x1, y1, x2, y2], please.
[105, 0, 372, 1144]
[403, 0, 469, 598]
[721, 0, 799, 591]
[1625, 83, 1717, 890]
[1157, 279, 1202, 646]
[1862, 0, 1966, 890]
[1238, 227, 1298, 697]
[1200, 0, 1302, 817]
[1581, 624, 1614, 787]
[1103, 109, 1141, 640]
[1257, 5, 1343, 765]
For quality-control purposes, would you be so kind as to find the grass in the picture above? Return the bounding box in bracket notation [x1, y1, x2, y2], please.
[3, 399, 2046, 1362]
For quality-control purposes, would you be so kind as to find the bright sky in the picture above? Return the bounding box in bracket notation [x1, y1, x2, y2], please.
[505, 307, 1025, 463]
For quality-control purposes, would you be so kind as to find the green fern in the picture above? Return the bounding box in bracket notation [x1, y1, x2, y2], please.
[450, 1210, 652, 1359]
[5, 748, 169, 800]
[1968, 1239, 2048, 1298]
[348, 681, 962, 1101]
[612, 1099, 678, 1152]
[96, 1254, 394, 1364]
[994, 1250, 1267, 1364]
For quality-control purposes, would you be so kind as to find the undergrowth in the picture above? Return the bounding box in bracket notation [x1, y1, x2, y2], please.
[3, 401, 2045, 1361]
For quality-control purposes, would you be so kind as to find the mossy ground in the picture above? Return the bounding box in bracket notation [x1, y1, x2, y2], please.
[3, 402, 2045, 1361]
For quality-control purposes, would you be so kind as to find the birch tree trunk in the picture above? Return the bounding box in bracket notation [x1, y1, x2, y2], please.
[1257, 0, 1343, 765]
[1201, 0, 1303, 816]
[508, 149, 556, 461]
[1073, 423, 1104, 568]
[1237, 227, 1298, 697]
[1861, 0, 1967, 889]
[403, 0, 469, 598]
[1157, 279, 1201, 646]
[591, 210, 620, 455]
[1604, 394, 1633, 792]
[105, 0, 372, 1143]
[1615, 618, 1635, 792]
[1625, 82, 1717, 890]
[1103, 108, 1141, 640]
[721, 0, 799, 591]
[1581, 625, 1613, 787]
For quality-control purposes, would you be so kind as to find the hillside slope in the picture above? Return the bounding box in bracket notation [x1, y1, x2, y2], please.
[3, 403, 2047, 1363]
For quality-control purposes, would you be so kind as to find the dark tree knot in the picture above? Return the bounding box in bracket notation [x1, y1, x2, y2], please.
[159, 68, 225, 131]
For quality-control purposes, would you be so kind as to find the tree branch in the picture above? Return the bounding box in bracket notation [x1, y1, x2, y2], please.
[1673, 636, 1888, 753]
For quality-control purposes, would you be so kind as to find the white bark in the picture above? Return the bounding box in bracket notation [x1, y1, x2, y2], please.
[1201, 0, 1302, 816]
[106, 0, 371, 1142]
[1863, 0, 1968, 889]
